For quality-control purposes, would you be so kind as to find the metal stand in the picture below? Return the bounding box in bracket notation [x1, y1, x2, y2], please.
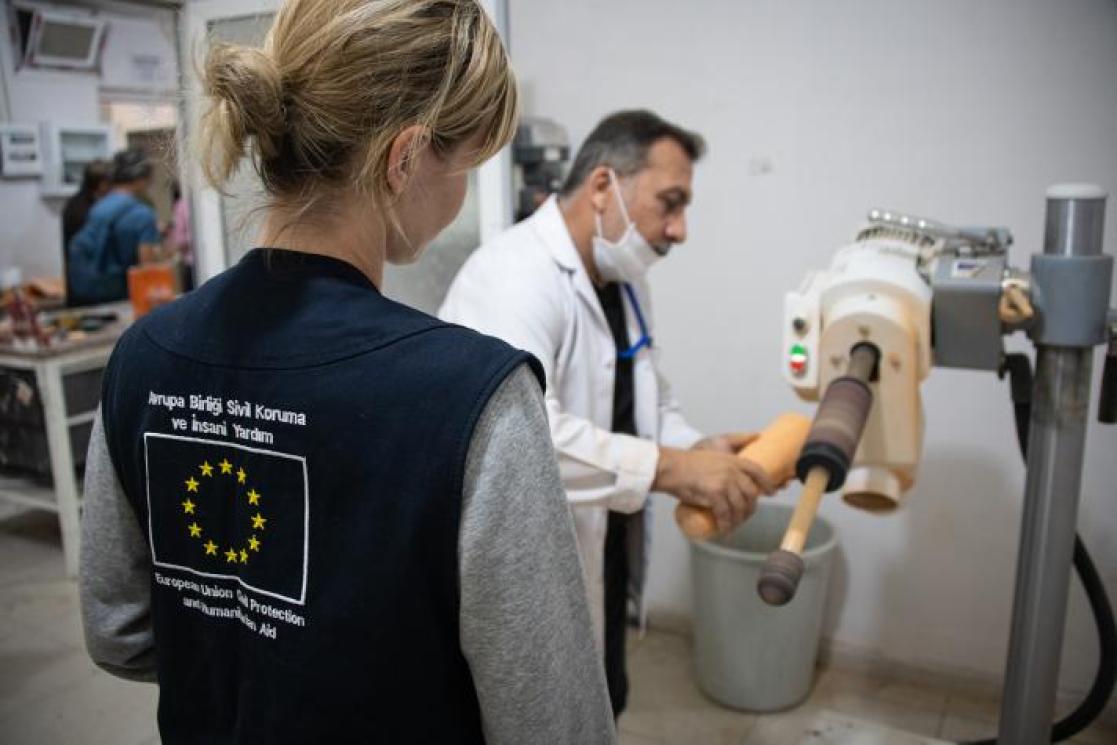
[999, 187, 1113, 743]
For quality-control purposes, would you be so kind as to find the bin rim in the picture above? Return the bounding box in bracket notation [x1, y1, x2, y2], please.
[688, 506, 838, 566]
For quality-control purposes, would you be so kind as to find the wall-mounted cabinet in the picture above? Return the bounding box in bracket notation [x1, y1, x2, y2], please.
[39, 122, 113, 198]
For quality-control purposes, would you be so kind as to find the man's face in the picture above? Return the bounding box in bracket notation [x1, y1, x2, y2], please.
[599, 137, 694, 252]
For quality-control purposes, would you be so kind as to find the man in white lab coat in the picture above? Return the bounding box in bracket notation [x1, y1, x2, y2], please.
[439, 110, 772, 716]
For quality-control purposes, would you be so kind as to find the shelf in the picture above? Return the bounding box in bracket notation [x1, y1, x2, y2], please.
[0, 474, 60, 513]
[66, 410, 97, 428]
[39, 184, 78, 199]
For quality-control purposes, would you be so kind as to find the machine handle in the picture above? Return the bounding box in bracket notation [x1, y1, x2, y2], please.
[758, 344, 879, 607]
[757, 467, 830, 606]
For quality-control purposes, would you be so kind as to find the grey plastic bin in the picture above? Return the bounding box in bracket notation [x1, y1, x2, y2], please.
[689, 503, 837, 712]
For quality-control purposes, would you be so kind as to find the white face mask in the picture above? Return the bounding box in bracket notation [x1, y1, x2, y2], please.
[592, 170, 669, 283]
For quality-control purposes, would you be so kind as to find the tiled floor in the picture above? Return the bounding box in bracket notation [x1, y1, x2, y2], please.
[2, 506, 1114, 745]
[0, 508, 159, 745]
[619, 630, 1116, 744]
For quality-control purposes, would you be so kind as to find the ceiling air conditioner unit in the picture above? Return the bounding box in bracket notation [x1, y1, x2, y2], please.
[15, 6, 107, 72]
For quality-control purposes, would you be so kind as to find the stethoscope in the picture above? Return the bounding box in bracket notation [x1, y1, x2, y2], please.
[618, 282, 652, 360]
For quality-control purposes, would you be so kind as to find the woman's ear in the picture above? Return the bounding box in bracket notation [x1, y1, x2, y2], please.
[387, 124, 430, 194]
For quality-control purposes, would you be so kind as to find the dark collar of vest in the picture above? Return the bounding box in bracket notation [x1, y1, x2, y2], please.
[242, 247, 381, 294]
[135, 245, 449, 369]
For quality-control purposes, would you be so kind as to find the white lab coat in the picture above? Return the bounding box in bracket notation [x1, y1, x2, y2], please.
[439, 196, 704, 646]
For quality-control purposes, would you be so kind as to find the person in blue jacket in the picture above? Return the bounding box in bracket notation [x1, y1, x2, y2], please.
[78, 2, 615, 744]
[66, 149, 164, 306]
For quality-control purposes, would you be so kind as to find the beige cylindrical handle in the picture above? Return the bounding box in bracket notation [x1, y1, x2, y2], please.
[757, 466, 831, 606]
[675, 412, 812, 539]
[778, 466, 830, 553]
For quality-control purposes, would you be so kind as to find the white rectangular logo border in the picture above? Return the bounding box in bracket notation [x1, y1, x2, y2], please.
[143, 432, 310, 606]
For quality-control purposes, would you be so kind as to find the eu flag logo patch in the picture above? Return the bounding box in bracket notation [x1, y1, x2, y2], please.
[144, 433, 309, 605]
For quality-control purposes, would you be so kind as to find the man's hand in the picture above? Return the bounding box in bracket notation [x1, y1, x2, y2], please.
[694, 431, 794, 493]
[692, 432, 760, 454]
[653, 447, 775, 534]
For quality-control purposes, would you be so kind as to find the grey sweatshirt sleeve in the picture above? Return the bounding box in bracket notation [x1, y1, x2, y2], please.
[459, 363, 617, 745]
[79, 411, 157, 682]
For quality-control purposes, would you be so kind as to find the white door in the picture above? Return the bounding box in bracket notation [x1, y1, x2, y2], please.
[179, 0, 512, 314]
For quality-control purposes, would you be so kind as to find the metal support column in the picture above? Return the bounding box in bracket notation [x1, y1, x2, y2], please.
[999, 186, 1111, 743]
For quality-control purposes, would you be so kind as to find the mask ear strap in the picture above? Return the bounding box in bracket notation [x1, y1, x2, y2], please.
[607, 169, 634, 227]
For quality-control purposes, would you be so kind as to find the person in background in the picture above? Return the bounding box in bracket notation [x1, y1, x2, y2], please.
[166, 180, 195, 291]
[62, 159, 111, 250]
[79, 1, 614, 743]
[440, 109, 774, 717]
[65, 149, 164, 306]
[61, 159, 111, 290]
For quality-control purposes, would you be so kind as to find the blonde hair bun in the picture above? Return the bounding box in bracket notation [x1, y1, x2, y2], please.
[197, 0, 518, 214]
[202, 44, 285, 187]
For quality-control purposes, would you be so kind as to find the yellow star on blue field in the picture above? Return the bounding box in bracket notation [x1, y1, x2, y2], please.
[176, 457, 277, 568]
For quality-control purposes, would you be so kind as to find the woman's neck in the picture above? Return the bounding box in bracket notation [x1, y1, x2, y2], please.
[257, 199, 386, 288]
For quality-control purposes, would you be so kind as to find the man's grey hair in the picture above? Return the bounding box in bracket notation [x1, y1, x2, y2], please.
[560, 110, 705, 196]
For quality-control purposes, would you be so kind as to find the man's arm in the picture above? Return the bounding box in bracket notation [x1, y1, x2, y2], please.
[441, 267, 658, 514]
[459, 363, 617, 745]
[653, 352, 705, 449]
[79, 412, 157, 682]
[441, 261, 766, 529]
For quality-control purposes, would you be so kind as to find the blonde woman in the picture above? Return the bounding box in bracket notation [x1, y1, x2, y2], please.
[78, 1, 615, 742]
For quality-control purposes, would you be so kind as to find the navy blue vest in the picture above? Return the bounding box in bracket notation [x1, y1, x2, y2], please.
[100, 249, 542, 744]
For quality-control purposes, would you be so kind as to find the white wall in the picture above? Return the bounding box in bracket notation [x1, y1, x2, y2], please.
[0, 1, 178, 281]
[509, 0, 1117, 697]
[0, 3, 98, 280]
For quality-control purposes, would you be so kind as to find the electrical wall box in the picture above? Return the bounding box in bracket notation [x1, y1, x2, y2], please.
[0, 124, 44, 177]
[39, 122, 113, 198]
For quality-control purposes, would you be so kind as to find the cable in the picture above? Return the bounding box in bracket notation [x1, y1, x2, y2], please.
[1000, 353, 1033, 455]
[1053, 539, 1117, 742]
[961, 354, 1117, 744]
